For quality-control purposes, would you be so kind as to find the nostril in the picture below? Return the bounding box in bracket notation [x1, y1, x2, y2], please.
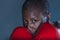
[29, 23, 34, 27]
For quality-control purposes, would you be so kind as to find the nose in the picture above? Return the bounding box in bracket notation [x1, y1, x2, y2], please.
[28, 21, 34, 27]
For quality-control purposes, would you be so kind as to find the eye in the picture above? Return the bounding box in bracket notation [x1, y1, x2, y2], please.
[24, 20, 28, 26]
[32, 19, 38, 23]
[24, 20, 28, 24]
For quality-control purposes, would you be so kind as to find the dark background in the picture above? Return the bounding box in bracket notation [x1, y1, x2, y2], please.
[0, 0, 60, 40]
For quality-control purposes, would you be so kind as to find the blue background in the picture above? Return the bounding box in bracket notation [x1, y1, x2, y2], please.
[0, 0, 60, 40]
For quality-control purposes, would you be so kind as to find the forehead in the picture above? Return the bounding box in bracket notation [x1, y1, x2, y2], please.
[23, 8, 42, 19]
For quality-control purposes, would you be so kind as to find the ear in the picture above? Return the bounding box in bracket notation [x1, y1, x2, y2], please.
[47, 12, 51, 19]
[46, 12, 51, 22]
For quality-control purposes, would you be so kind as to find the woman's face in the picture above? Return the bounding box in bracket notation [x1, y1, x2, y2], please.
[23, 8, 42, 32]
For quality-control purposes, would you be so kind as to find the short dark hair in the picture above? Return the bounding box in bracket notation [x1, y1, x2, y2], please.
[22, 0, 49, 16]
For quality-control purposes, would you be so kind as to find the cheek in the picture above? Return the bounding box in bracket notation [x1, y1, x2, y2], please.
[34, 22, 41, 27]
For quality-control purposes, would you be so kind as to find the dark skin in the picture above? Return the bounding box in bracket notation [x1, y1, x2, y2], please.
[23, 6, 50, 34]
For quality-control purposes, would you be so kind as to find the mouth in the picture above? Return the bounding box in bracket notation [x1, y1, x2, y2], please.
[28, 26, 36, 30]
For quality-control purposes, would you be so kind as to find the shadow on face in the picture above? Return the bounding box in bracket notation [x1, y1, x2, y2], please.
[23, 7, 43, 32]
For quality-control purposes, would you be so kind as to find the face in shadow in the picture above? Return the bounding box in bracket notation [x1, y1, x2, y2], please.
[23, 7, 43, 33]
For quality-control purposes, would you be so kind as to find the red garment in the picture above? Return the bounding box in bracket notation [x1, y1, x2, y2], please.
[10, 22, 59, 40]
